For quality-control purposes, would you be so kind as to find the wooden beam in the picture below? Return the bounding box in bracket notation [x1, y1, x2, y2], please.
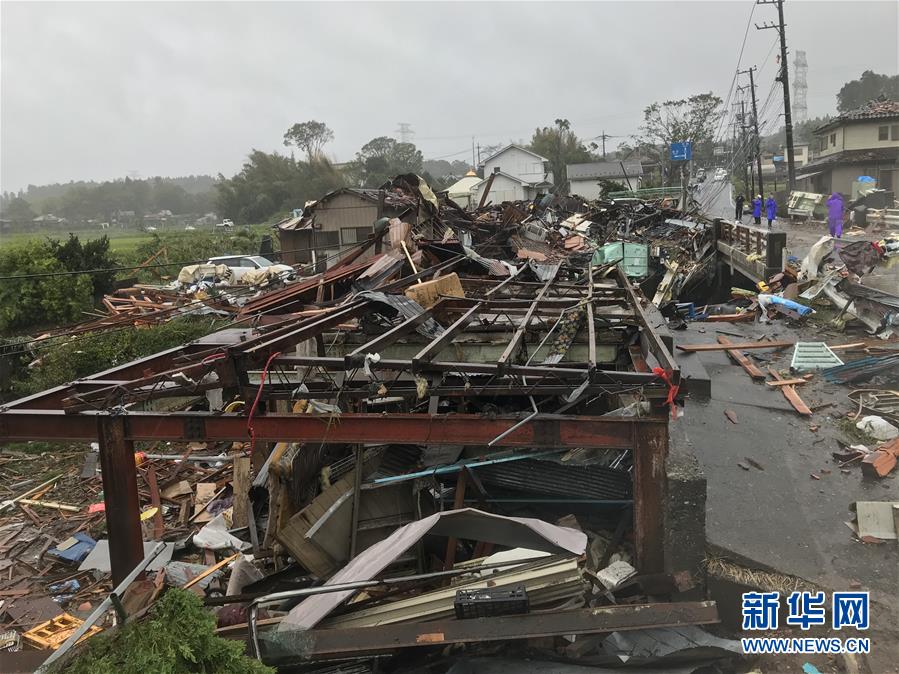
[765, 378, 807, 387]
[182, 552, 240, 589]
[767, 367, 812, 416]
[677, 340, 794, 352]
[716, 336, 765, 380]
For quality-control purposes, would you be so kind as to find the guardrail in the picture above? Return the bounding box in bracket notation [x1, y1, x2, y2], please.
[714, 219, 786, 282]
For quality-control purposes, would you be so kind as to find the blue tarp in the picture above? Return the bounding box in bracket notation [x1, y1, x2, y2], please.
[46, 532, 96, 563]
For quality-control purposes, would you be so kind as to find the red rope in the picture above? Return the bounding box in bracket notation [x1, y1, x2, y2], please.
[247, 351, 282, 456]
[652, 367, 680, 419]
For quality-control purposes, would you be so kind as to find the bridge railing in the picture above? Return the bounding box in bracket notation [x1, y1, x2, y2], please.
[714, 219, 786, 281]
[606, 187, 682, 201]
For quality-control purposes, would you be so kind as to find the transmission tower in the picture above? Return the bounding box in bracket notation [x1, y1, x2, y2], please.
[793, 50, 808, 123]
[395, 123, 414, 144]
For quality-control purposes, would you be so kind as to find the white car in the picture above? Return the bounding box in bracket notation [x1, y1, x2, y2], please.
[215, 219, 234, 228]
[713, 168, 727, 182]
[207, 255, 276, 281]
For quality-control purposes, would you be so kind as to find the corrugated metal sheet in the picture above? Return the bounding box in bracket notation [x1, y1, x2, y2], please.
[470, 457, 631, 500]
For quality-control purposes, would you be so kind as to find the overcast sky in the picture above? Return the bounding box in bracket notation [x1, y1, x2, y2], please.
[2, 0, 897, 192]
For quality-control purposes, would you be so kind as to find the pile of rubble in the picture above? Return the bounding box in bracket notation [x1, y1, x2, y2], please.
[0, 175, 753, 671]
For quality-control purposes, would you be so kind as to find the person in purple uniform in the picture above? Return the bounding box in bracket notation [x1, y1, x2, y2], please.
[765, 196, 777, 228]
[827, 192, 844, 238]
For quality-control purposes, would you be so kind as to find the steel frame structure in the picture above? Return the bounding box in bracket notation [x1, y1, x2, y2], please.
[0, 266, 680, 586]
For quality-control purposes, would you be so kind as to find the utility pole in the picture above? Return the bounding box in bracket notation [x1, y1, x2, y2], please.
[471, 137, 476, 168]
[740, 67, 764, 199]
[601, 130, 607, 159]
[737, 92, 753, 197]
[756, 0, 796, 192]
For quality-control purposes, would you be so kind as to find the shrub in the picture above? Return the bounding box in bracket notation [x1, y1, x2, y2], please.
[53, 589, 273, 674]
[7, 317, 226, 398]
[0, 239, 94, 334]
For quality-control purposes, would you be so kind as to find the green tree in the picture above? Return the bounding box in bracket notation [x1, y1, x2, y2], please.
[48, 234, 118, 297]
[215, 151, 346, 225]
[0, 240, 94, 333]
[528, 119, 592, 194]
[0, 196, 35, 224]
[283, 120, 335, 161]
[760, 115, 833, 154]
[639, 92, 723, 185]
[837, 71, 899, 113]
[349, 137, 424, 187]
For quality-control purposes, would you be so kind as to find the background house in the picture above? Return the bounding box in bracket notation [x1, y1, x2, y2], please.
[445, 171, 481, 208]
[471, 145, 553, 204]
[566, 161, 644, 199]
[796, 100, 899, 195]
[276, 188, 417, 269]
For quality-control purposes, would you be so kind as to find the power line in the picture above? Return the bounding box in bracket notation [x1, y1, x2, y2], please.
[0, 240, 370, 281]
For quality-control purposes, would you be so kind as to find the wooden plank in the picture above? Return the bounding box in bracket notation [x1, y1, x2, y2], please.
[716, 336, 765, 380]
[145, 464, 164, 540]
[765, 379, 807, 387]
[703, 312, 755, 323]
[182, 553, 240, 589]
[677, 340, 794, 352]
[231, 457, 252, 529]
[767, 367, 812, 416]
[443, 470, 468, 570]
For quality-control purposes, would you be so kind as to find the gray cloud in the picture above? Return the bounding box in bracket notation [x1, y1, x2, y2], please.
[2, 0, 897, 191]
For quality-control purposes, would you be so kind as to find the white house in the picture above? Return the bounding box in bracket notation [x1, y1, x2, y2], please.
[566, 161, 644, 199]
[471, 145, 553, 205]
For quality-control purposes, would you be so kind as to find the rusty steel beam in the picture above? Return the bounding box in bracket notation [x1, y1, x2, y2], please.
[343, 302, 441, 369]
[97, 416, 145, 586]
[496, 264, 560, 373]
[633, 418, 668, 573]
[616, 266, 680, 388]
[0, 409, 653, 448]
[265, 602, 719, 660]
[412, 302, 483, 370]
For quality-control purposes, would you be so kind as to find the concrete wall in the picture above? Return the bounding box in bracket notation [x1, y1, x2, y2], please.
[817, 126, 844, 157]
[483, 146, 551, 185]
[569, 175, 643, 199]
[817, 119, 899, 157]
[844, 120, 899, 151]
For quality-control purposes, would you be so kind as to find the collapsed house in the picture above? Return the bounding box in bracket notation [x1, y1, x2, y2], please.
[0, 177, 734, 671]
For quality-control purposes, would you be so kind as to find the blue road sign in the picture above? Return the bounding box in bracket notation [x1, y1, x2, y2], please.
[670, 142, 692, 161]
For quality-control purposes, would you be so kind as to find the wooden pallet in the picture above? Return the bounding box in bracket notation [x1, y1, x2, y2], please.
[23, 613, 101, 650]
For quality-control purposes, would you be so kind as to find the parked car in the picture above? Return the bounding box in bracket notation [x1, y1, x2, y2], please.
[713, 168, 727, 182]
[184, 225, 196, 231]
[215, 218, 234, 228]
[696, 168, 706, 183]
[206, 255, 275, 281]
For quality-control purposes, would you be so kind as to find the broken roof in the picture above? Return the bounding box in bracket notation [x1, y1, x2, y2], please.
[567, 161, 645, 180]
[796, 147, 899, 177]
[815, 99, 899, 133]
